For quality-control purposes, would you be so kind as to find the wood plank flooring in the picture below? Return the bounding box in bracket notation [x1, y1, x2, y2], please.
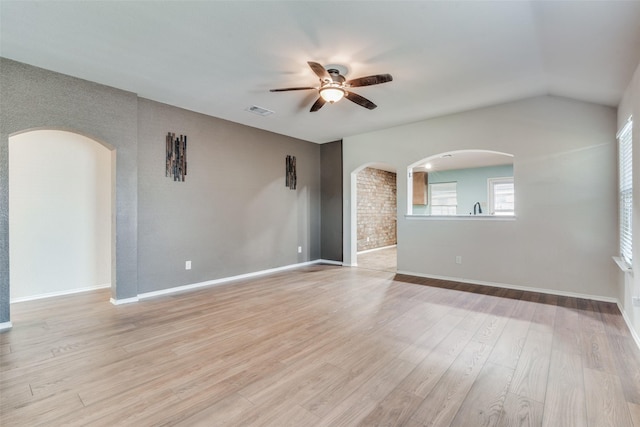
[357, 246, 397, 273]
[1, 264, 640, 426]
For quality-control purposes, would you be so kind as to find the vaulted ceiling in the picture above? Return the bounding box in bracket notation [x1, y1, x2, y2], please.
[2, 1, 639, 143]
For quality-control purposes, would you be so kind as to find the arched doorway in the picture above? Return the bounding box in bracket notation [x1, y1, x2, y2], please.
[9, 130, 114, 302]
[351, 162, 397, 272]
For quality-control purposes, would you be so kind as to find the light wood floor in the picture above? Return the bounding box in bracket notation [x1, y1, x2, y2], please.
[2, 265, 640, 426]
[357, 246, 397, 273]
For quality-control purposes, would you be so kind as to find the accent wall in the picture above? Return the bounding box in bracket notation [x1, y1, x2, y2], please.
[136, 98, 320, 294]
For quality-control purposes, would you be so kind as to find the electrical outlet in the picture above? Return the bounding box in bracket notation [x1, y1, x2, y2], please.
[298, 246, 302, 254]
[185, 260, 191, 270]
[633, 296, 640, 307]
[455, 256, 462, 265]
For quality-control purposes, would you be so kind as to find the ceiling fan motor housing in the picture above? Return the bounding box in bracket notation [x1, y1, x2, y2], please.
[326, 69, 346, 84]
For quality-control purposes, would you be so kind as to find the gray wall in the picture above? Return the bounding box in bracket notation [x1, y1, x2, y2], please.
[0, 58, 139, 323]
[320, 140, 342, 262]
[0, 58, 323, 323]
[137, 98, 320, 293]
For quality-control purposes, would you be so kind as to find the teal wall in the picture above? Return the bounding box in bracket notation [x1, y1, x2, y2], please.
[413, 164, 513, 215]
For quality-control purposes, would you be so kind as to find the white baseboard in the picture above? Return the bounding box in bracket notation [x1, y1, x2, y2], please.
[0, 321, 13, 331]
[138, 260, 323, 300]
[357, 244, 397, 255]
[11, 284, 111, 304]
[396, 270, 618, 304]
[617, 302, 640, 351]
[110, 296, 139, 305]
[317, 259, 343, 266]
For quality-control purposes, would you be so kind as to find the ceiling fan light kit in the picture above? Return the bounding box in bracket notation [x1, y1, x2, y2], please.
[319, 85, 345, 103]
[270, 61, 392, 112]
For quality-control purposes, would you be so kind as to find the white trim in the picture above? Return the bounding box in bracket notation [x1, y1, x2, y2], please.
[618, 117, 633, 266]
[616, 116, 633, 139]
[396, 270, 618, 303]
[317, 259, 344, 266]
[617, 301, 640, 351]
[349, 169, 358, 267]
[357, 244, 397, 255]
[487, 176, 515, 216]
[0, 321, 13, 331]
[110, 296, 139, 305]
[138, 260, 321, 300]
[405, 215, 516, 221]
[10, 284, 111, 304]
[613, 256, 633, 274]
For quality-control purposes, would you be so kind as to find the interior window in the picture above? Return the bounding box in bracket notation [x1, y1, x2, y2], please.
[488, 177, 514, 216]
[429, 182, 457, 215]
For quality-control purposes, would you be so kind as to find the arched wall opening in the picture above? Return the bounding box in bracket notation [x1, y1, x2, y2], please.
[349, 162, 397, 269]
[407, 149, 514, 216]
[9, 129, 114, 302]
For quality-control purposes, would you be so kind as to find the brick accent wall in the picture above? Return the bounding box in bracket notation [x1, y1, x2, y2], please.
[357, 167, 397, 252]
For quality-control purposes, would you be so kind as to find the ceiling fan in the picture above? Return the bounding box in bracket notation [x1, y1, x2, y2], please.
[270, 61, 393, 112]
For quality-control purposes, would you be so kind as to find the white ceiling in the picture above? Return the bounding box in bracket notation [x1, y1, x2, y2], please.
[1, 1, 639, 144]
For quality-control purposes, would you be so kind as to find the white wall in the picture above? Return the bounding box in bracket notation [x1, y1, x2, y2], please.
[617, 60, 640, 341]
[344, 95, 618, 300]
[9, 130, 112, 301]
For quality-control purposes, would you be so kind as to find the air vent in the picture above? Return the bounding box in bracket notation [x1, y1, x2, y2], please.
[246, 105, 274, 116]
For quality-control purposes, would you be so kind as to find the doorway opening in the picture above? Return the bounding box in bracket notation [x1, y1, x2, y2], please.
[354, 164, 397, 272]
[9, 130, 114, 302]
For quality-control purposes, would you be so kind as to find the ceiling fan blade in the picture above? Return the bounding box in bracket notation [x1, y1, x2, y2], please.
[344, 91, 377, 110]
[307, 61, 330, 80]
[346, 74, 393, 87]
[270, 87, 316, 92]
[310, 97, 326, 112]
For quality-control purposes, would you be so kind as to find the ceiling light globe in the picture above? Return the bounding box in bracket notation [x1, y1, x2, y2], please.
[319, 86, 345, 103]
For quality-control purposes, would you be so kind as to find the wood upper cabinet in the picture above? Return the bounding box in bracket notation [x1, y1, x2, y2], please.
[413, 171, 428, 205]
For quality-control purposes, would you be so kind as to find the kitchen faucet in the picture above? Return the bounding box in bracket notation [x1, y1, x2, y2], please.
[473, 202, 482, 215]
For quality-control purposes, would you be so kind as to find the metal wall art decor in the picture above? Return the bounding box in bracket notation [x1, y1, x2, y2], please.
[166, 132, 187, 182]
[285, 155, 297, 190]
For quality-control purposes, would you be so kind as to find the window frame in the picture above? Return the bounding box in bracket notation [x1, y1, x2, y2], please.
[487, 176, 515, 216]
[428, 181, 457, 216]
[618, 117, 633, 268]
